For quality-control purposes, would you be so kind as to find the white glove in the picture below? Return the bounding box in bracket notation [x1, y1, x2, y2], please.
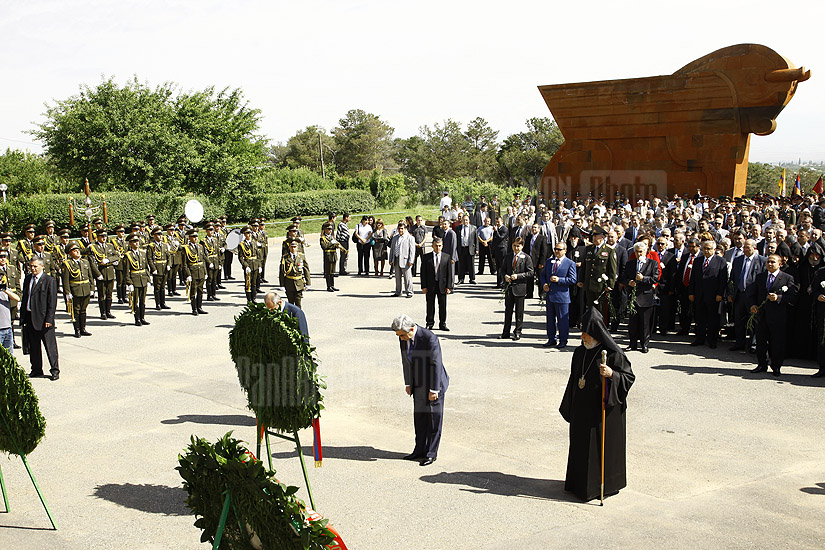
[102, 258, 109, 264]
[258, 267, 262, 273]
[127, 285, 134, 292]
[152, 270, 158, 275]
[186, 276, 192, 282]
[167, 265, 171, 271]
[209, 263, 214, 269]
[97, 275, 103, 281]
[245, 267, 251, 274]
[113, 261, 119, 266]
[220, 248, 225, 253]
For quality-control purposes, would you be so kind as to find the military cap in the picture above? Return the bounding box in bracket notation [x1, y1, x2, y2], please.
[127, 234, 140, 242]
[290, 216, 302, 222]
[186, 229, 198, 237]
[321, 222, 333, 231]
[96, 229, 108, 237]
[58, 229, 70, 237]
[23, 224, 36, 232]
[147, 215, 156, 220]
[151, 227, 162, 235]
[1, 233, 11, 240]
[241, 226, 253, 234]
[129, 223, 140, 230]
[32, 235, 45, 245]
[164, 224, 175, 231]
[66, 242, 81, 252]
[285, 237, 300, 245]
[177, 216, 187, 223]
[249, 219, 259, 226]
[114, 225, 126, 232]
[219, 215, 227, 221]
[204, 222, 215, 230]
[0, 250, 7, 258]
[286, 224, 298, 233]
[92, 217, 103, 224]
[79, 224, 90, 231]
[45, 220, 55, 228]
[591, 226, 607, 237]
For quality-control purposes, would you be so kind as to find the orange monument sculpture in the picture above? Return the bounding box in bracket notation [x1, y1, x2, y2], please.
[538, 44, 810, 200]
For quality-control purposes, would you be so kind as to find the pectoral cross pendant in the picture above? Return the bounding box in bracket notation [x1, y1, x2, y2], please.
[578, 376, 586, 390]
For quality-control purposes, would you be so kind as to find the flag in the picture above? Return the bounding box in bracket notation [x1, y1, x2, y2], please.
[794, 173, 802, 196]
[779, 169, 785, 196]
[815, 175, 824, 195]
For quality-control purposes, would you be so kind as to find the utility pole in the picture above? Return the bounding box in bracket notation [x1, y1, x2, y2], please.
[319, 133, 326, 179]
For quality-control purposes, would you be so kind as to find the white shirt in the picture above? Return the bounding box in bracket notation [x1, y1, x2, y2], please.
[440, 195, 452, 211]
[28, 273, 41, 311]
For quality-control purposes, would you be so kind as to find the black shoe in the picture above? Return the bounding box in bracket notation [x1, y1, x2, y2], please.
[107, 312, 116, 319]
[438, 325, 448, 332]
[74, 331, 81, 338]
[426, 325, 433, 330]
[512, 333, 521, 341]
[135, 320, 142, 326]
[331, 287, 339, 291]
[13, 343, 21, 349]
[750, 366, 768, 373]
[556, 343, 567, 349]
[205, 297, 215, 302]
[327, 287, 335, 292]
[217, 285, 226, 290]
[100, 314, 108, 320]
[155, 305, 162, 310]
[500, 333, 509, 339]
[689, 340, 704, 347]
[226, 276, 235, 280]
[49, 373, 59, 381]
[197, 309, 208, 315]
[191, 310, 199, 316]
[771, 369, 781, 377]
[469, 280, 476, 284]
[543, 340, 558, 348]
[625, 346, 638, 351]
[261, 278, 269, 283]
[28, 372, 44, 378]
[419, 457, 436, 466]
[140, 319, 150, 326]
[641, 347, 649, 353]
[80, 330, 92, 336]
[160, 305, 171, 310]
[402, 453, 424, 461]
[812, 371, 825, 378]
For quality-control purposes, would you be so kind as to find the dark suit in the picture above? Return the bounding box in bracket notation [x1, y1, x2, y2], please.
[400, 326, 450, 459]
[623, 227, 641, 244]
[491, 225, 509, 287]
[21, 273, 59, 377]
[728, 253, 766, 348]
[674, 251, 697, 334]
[526, 233, 547, 299]
[441, 228, 459, 265]
[609, 244, 629, 331]
[621, 258, 660, 350]
[539, 256, 577, 345]
[283, 301, 309, 339]
[420, 251, 454, 328]
[747, 270, 797, 373]
[502, 252, 534, 337]
[455, 224, 477, 284]
[688, 254, 728, 345]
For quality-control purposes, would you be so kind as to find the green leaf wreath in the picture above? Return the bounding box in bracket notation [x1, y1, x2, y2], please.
[177, 432, 336, 550]
[0, 347, 46, 456]
[228, 303, 325, 433]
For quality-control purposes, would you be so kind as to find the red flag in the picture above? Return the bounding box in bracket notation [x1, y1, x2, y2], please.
[814, 175, 824, 195]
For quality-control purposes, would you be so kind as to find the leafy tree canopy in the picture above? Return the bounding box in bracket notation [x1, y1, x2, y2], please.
[332, 109, 396, 174]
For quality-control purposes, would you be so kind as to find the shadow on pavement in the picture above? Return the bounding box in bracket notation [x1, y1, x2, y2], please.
[418, 471, 575, 502]
[800, 482, 825, 495]
[269, 445, 406, 462]
[92, 483, 189, 516]
[161, 414, 257, 426]
[651, 364, 825, 388]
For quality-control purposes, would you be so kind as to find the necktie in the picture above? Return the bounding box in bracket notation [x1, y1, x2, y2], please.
[703, 257, 710, 271]
[434, 253, 439, 271]
[513, 255, 518, 270]
[553, 260, 558, 275]
[683, 256, 693, 286]
[637, 260, 642, 273]
[767, 273, 774, 291]
[740, 257, 749, 291]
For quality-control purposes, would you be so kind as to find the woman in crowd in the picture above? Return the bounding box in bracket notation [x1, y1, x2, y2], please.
[372, 218, 389, 276]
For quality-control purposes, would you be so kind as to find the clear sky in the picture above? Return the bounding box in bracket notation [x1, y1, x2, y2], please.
[1, 0, 822, 164]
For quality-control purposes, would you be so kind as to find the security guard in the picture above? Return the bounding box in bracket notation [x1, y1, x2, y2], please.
[237, 226, 260, 303]
[163, 224, 182, 297]
[86, 228, 120, 320]
[124, 233, 151, 326]
[319, 222, 341, 292]
[62, 241, 95, 338]
[202, 223, 221, 301]
[279, 238, 311, 308]
[147, 227, 171, 310]
[580, 226, 617, 315]
[110, 225, 128, 304]
[181, 229, 208, 315]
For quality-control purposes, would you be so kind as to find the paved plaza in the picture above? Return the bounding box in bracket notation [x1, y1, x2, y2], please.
[2, 237, 824, 549]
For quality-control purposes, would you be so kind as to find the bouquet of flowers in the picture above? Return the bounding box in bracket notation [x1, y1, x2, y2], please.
[746, 284, 788, 333]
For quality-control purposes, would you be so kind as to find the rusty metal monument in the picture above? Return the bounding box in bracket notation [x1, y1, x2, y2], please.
[538, 44, 810, 200]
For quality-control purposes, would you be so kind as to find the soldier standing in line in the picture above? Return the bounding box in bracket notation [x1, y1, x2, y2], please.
[215, 218, 227, 289]
[110, 225, 128, 304]
[17, 224, 36, 273]
[248, 220, 264, 292]
[579, 226, 617, 316]
[202, 222, 221, 301]
[319, 222, 341, 292]
[86, 229, 119, 320]
[43, 220, 59, 255]
[163, 224, 182, 297]
[124, 234, 151, 326]
[146, 215, 158, 234]
[181, 229, 208, 315]
[62, 242, 95, 338]
[219, 216, 234, 281]
[257, 219, 270, 284]
[2, 234, 21, 278]
[0, 248, 21, 349]
[147, 227, 171, 310]
[237, 226, 260, 303]
[176, 217, 189, 287]
[79, 224, 93, 250]
[91, 217, 105, 242]
[279, 238, 311, 308]
[31, 236, 55, 276]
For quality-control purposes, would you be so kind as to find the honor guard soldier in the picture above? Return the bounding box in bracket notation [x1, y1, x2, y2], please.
[31, 236, 55, 276]
[257, 219, 269, 283]
[2, 233, 21, 275]
[146, 215, 158, 233]
[219, 216, 234, 280]
[63, 242, 94, 337]
[163, 224, 182, 296]
[86, 229, 119, 319]
[79, 224, 92, 250]
[181, 229, 208, 315]
[215, 219, 227, 289]
[17, 224, 36, 272]
[125, 234, 150, 326]
[43, 221, 59, 254]
[281, 225, 305, 256]
[52, 229, 69, 266]
[580, 226, 617, 316]
[237, 226, 260, 303]
[202, 223, 221, 301]
[147, 227, 171, 310]
[176, 217, 188, 287]
[111, 225, 128, 304]
[319, 222, 341, 292]
[279, 238, 311, 308]
[91, 217, 105, 241]
[0, 249, 22, 347]
[249, 220, 264, 292]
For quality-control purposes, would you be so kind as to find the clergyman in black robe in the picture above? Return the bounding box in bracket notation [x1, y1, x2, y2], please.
[559, 308, 634, 502]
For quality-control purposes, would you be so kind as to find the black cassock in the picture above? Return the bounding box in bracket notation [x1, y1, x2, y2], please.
[559, 343, 634, 501]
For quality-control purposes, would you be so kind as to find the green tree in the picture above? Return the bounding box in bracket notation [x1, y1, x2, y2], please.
[33, 76, 268, 200]
[396, 119, 472, 195]
[464, 117, 499, 182]
[0, 148, 71, 196]
[497, 117, 564, 189]
[332, 109, 396, 174]
[278, 126, 336, 175]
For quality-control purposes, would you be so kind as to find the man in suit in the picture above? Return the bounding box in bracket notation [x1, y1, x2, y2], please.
[439, 218, 459, 267]
[653, 236, 675, 335]
[724, 231, 746, 264]
[688, 240, 728, 348]
[607, 229, 629, 332]
[420, 237, 454, 331]
[540, 241, 577, 348]
[674, 238, 700, 335]
[264, 291, 309, 338]
[501, 237, 534, 341]
[623, 215, 642, 244]
[621, 241, 661, 352]
[747, 254, 797, 376]
[728, 239, 766, 351]
[526, 223, 547, 300]
[455, 214, 477, 284]
[492, 216, 509, 288]
[21, 257, 59, 380]
[393, 314, 450, 467]
[388, 221, 416, 298]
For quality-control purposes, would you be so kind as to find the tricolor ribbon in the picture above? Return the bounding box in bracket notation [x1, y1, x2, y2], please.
[312, 417, 323, 468]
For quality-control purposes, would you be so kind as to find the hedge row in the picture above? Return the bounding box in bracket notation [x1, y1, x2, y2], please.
[0, 189, 376, 235]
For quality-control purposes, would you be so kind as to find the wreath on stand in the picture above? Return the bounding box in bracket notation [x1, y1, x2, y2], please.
[0, 347, 46, 456]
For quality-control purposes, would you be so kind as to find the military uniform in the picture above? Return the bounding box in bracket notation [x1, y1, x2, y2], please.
[86, 234, 120, 319]
[30, 237, 55, 277]
[218, 218, 233, 281]
[320, 228, 341, 291]
[110, 227, 128, 304]
[582, 237, 617, 315]
[17, 224, 36, 273]
[256, 222, 269, 284]
[180, 230, 208, 315]
[62, 243, 95, 338]
[215, 221, 227, 288]
[163, 226, 182, 296]
[237, 229, 260, 303]
[147, 231, 171, 310]
[202, 227, 221, 301]
[124, 236, 151, 326]
[279, 247, 311, 308]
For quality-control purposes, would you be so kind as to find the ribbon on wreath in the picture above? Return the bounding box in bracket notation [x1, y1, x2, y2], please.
[312, 417, 323, 468]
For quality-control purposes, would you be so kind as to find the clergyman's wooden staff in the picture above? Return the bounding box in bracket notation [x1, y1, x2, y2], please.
[600, 348, 607, 506]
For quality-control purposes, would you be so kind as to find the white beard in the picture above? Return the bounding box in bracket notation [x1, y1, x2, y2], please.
[583, 338, 600, 350]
